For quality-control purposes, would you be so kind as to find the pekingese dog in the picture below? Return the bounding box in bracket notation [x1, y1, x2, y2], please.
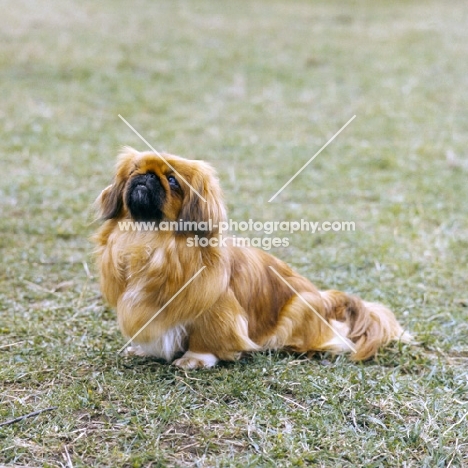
[93, 147, 410, 369]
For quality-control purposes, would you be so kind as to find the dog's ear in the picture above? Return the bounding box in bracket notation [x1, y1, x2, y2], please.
[179, 161, 226, 235]
[95, 182, 125, 219]
[95, 147, 139, 220]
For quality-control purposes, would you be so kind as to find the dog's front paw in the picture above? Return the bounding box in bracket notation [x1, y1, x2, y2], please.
[172, 351, 218, 369]
[124, 344, 147, 357]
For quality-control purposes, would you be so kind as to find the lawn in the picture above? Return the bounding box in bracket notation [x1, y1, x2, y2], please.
[1, 0, 468, 466]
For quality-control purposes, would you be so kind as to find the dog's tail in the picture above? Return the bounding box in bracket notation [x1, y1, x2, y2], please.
[320, 290, 412, 360]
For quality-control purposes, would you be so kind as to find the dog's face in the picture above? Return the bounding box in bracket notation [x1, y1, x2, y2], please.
[96, 147, 226, 232]
[122, 154, 184, 222]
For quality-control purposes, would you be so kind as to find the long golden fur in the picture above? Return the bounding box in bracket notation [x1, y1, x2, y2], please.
[93, 147, 411, 369]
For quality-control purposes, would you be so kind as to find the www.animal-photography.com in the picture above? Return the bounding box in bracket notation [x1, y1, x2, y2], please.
[1, 1, 467, 467]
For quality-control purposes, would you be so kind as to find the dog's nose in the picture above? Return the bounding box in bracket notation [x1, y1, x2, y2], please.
[135, 172, 160, 188]
[143, 172, 160, 186]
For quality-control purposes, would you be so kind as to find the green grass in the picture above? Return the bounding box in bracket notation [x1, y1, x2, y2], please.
[1, 0, 468, 466]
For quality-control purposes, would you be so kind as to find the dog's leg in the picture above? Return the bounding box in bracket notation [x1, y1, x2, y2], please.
[172, 289, 259, 369]
[261, 291, 345, 353]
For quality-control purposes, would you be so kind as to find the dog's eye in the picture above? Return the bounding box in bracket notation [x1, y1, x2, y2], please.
[167, 175, 179, 189]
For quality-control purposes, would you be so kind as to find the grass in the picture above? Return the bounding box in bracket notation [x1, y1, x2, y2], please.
[1, 0, 468, 466]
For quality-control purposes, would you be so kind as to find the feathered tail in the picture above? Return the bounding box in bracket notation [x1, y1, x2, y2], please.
[320, 290, 412, 360]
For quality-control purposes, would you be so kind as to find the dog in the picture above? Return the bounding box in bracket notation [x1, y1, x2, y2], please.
[93, 147, 411, 369]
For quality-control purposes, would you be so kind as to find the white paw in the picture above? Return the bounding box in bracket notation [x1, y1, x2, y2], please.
[172, 351, 218, 369]
[124, 344, 147, 357]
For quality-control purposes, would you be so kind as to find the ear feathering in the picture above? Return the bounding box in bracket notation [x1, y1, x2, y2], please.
[95, 182, 123, 219]
[94, 147, 141, 220]
[178, 160, 227, 235]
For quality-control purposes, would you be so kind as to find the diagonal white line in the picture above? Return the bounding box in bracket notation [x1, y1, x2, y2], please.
[268, 115, 356, 202]
[118, 114, 207, 203]
[268, 266, 356, 353]
[117, 266, 206, 354]
[64, 445, 74, 468]
[443, 411, 468, 436]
